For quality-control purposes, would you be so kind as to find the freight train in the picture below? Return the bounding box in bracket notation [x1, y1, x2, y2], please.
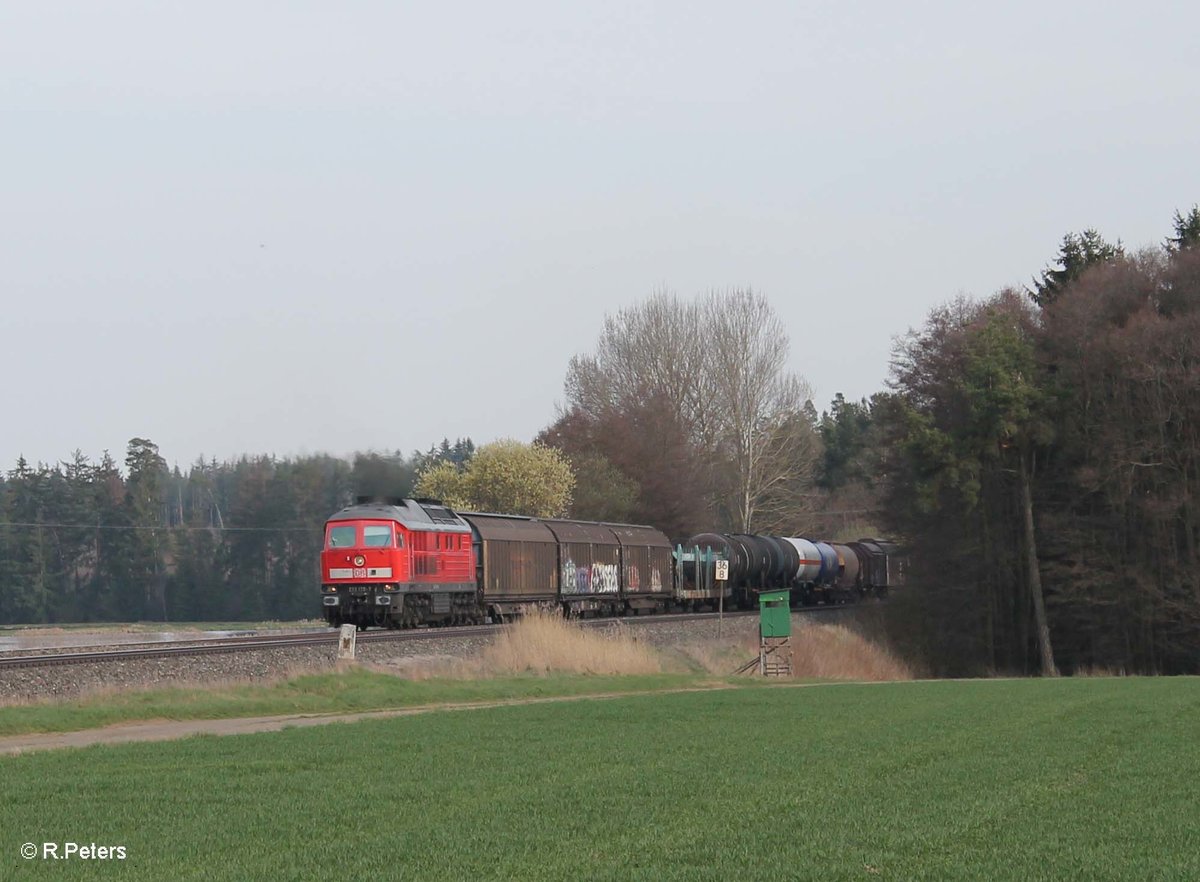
[320, 497, 901, 629]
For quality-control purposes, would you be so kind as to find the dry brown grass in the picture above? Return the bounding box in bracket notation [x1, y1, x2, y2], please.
[788, 621, 913, 681]
[478, 611, 664, 676]
[367, 613, 667, 679]
[665, 620, 913, 681]
[671, 639, 753, 675]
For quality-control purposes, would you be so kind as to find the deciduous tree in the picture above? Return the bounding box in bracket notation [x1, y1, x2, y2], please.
[414, 440, 574, 518]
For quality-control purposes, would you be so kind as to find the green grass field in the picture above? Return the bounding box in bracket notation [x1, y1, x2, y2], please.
[0, 669, 708, 736]
[2, 677, 1198, 880]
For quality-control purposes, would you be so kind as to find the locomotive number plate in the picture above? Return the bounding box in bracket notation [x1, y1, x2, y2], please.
[349, 585, 369, 595]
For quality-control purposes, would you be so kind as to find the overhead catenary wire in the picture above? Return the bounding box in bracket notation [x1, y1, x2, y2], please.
[0, 522, 317, 533]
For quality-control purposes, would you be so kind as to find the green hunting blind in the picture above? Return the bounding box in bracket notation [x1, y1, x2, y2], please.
[758, 590, 792, 676]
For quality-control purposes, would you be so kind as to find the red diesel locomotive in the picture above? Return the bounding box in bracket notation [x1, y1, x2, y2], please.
[320, 498, 478, 628]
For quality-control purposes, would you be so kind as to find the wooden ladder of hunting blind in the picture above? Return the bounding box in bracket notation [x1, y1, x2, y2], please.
[759, 636, 793, 677]
[731, 636, 793, 677]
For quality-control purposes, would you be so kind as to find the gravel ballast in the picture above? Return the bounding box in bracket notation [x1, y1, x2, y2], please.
[0, 607, 868, 703]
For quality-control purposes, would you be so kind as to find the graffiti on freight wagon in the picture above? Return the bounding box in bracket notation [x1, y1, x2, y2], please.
[561, 559, 620, 594]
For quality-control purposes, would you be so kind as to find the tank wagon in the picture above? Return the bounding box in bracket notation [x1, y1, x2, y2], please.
[320, 497, 902, 629]
[675, 533, 901, 609]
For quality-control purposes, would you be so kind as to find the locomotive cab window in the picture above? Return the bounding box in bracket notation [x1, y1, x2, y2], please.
[327, 525, 356, 548]
[363, 525, 393, 547]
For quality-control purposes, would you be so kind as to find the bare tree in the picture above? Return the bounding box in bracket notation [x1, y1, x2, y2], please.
[565, 290, 708, 433]
[735, 410, 822, 534]
[558, 287, 817, 534]
[700, 289, 816, 532]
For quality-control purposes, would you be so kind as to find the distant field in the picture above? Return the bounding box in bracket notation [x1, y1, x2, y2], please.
[3, 677, 1198, 880]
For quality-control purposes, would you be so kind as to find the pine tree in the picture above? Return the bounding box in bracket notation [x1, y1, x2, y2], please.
[1166, 205, 1200, 253]
[1031, 229, 1123, 308]
[0, 458, 50, 624]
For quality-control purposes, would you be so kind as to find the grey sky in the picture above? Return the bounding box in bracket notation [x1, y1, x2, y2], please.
[3, 1, 1197, 471]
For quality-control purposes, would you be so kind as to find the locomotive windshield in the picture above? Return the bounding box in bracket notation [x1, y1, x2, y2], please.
[327, 525, 356, 548]
[362, 525, 393, 547]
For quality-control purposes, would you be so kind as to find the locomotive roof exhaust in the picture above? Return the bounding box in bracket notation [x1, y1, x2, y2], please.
[354, 495, 406, 506]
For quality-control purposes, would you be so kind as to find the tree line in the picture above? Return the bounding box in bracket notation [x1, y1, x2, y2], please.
[0, 441, 468, 624]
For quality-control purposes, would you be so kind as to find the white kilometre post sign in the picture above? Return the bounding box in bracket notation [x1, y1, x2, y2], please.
[714, 559, 729, 638]
[337, 624, 357, 660]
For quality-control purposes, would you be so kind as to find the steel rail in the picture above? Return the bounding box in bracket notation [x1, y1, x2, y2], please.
[0, 627, 488, 670]
[0, 629, 330, 660]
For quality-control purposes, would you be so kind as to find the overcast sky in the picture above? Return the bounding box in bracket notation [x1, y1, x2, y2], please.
[3, 1, 1197, 471]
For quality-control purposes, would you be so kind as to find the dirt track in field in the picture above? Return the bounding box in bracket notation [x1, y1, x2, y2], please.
[0, 684, 751, 755]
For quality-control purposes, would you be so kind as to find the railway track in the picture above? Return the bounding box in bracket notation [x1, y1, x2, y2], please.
[0, 606, 857, 671]
[0, 627, 478, 670]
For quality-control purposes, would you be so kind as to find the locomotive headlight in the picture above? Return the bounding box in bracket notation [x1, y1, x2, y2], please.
[353, 555, 366, 567]
[383, 584, 397, 592]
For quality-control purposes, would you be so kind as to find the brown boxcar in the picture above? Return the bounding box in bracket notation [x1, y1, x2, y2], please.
[607, 522, 674, 611]
[459, 512, 558, 618]
[544, 519, 623, 616]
